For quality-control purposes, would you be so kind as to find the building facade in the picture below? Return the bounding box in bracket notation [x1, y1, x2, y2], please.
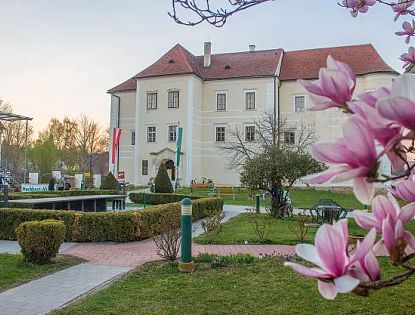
[108, 43, 397, 186]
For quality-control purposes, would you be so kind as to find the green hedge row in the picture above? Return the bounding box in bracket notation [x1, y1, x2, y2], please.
[0, 197, 223, 242]
[129, 193, 203, 205]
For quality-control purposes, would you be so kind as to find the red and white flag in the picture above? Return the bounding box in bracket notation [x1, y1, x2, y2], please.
[111, 128, 122, 165]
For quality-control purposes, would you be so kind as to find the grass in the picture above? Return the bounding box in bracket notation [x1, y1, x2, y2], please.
[193, 213, 415, 245]
[177, 187, 363, 209]
[56, 257, 415, 315]
[0, 254, 83, 292]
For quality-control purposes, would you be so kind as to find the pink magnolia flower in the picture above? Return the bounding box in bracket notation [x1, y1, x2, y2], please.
[400, 46, 415, 70]
[396, 19, 415, 44]
[392, 171, 415, 202]
[377, 73, 415, 131]
[348, 88, 405, 170]
[354, 194, 415, 259]
[392, 0, 415, 21]
[285, 220, 378, 300]
[304, 116, 377, 205]
[342, 0, 377, 17]
[299, 56, 356, 111]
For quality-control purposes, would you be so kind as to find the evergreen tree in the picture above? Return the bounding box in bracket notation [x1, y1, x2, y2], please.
[154, 163, 173, 193]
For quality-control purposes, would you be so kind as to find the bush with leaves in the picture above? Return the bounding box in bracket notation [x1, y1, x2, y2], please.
[154, 163, 174, 193]
[16, 220, 65, 264]
[152, 210, 181, 261]
[101, 172, 119, 190]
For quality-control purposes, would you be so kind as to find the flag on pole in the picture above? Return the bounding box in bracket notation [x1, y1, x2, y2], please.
[176, 127, 183, 167]
[111, 128, 122, 165]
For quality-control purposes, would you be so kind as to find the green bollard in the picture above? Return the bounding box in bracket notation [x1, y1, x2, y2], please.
[255, 194, 260, 213]
[179, 198, 194, 272]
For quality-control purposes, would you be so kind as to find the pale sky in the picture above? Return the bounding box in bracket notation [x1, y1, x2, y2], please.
[0, 0, 408, 132]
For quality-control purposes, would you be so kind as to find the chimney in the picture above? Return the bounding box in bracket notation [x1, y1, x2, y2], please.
[204, 42, 212, 67]
[249, 44, 256, 52]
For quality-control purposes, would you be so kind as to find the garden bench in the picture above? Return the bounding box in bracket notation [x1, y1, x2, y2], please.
[217, 187, 237, 200]
[307, 199, 351, 224]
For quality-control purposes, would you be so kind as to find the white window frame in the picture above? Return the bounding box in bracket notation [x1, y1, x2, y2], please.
[245, 90, 256, 110]
[215, 125, 226, 142]
[293, 95, 306, 113]
[168, 90, 180, 109]
[146, 92, 158, 110]
[216, 91, 227, 111]
[167, 125, 178, 142]
[244, 125, 256, 142]
[284, 131, 296, 145]
[146, 126, 157, 143]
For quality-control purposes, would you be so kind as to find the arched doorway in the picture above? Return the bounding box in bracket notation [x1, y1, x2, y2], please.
[165, 159, 175, 181]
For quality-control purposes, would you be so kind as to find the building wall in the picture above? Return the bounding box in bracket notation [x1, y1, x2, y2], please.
[110, 73, 396, 186]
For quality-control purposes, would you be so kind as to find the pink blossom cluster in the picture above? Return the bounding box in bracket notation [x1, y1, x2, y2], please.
[285, 57, 415, 299]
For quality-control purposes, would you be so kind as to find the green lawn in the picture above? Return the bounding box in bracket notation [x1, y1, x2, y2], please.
[177, 187, 363, 209]
[56, 257, 415, 315]
[193, 213, 415, 245]
[0, 254, 83, 292]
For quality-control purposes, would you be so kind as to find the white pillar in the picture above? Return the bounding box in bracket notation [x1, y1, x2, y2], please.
[185, 78, 194, 186]
[134, 82, 141, 185]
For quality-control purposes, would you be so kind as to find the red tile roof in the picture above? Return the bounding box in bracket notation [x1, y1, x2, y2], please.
[279, 44, 397, 81]
[108, 43, 396, 93]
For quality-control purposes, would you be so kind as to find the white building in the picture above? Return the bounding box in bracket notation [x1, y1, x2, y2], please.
[108, 43, 397, 186]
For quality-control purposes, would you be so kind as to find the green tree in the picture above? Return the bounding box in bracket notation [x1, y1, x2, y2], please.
[241, 147, 325, 218]
[29, 136, 58, 177]
[154, 163, 173, 193]
[101, 172, 119, 190]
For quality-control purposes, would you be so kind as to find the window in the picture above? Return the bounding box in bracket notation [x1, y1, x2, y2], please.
[168, 125, 177, 142]
[168, 91, 179, 108]
[147, 126, 156, 143]
[284, 131, 295, 145]
[147, 93, 157, 110]
[216, 126, 226, 142]
[294, 95, 305, 112]
[245, 126, 255, 142]
[245, 91, 256, 110]
[142, 160, 148, 175]
[216, 93, 226, 111]
[131, 131, 135, 145]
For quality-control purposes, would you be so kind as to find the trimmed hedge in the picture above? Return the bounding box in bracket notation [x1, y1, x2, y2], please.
[16, 220, 66, 264]
[129, 193, 203, 205]
[0, 197, 223, 242]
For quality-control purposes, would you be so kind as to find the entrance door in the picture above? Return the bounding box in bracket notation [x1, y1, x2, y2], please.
[165, 160, 175, 181]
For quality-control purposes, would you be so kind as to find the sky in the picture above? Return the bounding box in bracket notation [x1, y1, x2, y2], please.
[0, 0, 409, 133]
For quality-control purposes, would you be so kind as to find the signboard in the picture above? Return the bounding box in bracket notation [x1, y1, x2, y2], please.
[21, 184, 49, 193]
[117, 171, 125, 184]
[93, 174, 102, 188]
[74, 174, 84, 189]
[28, 173, 39, 184]
[181, 204, 192, 216]
[52, 170, 61, 180]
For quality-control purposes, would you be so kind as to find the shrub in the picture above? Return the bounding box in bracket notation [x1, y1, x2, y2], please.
[154, 164, 173, 193]
[16, 220, 65, 264]
[152, 210, 181, 261]
[289, 213, 311, 243]
[0, 197, 223, 242]
[129, 193, 203, 205]
[101, 172, 119, 190]
[201, 209, 225, 244]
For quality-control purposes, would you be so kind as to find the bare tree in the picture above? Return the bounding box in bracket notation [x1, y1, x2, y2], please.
[76, 115, 108, 174]
[169, 0, 274, 27]
[218, 110, 317, 170]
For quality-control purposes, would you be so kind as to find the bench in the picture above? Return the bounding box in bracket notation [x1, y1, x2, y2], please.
[217, 187, 237, 200]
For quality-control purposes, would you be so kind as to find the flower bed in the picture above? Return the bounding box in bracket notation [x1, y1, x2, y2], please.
[0, 197, 223, 242]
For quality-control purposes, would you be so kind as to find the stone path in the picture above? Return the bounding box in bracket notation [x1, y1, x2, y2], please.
[0, 263, 130, 315]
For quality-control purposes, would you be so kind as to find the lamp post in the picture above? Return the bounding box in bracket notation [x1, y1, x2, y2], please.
[179, 198, 194, 272]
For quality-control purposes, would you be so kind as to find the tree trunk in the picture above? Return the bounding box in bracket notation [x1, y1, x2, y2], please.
[269, 186, 285, 219]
